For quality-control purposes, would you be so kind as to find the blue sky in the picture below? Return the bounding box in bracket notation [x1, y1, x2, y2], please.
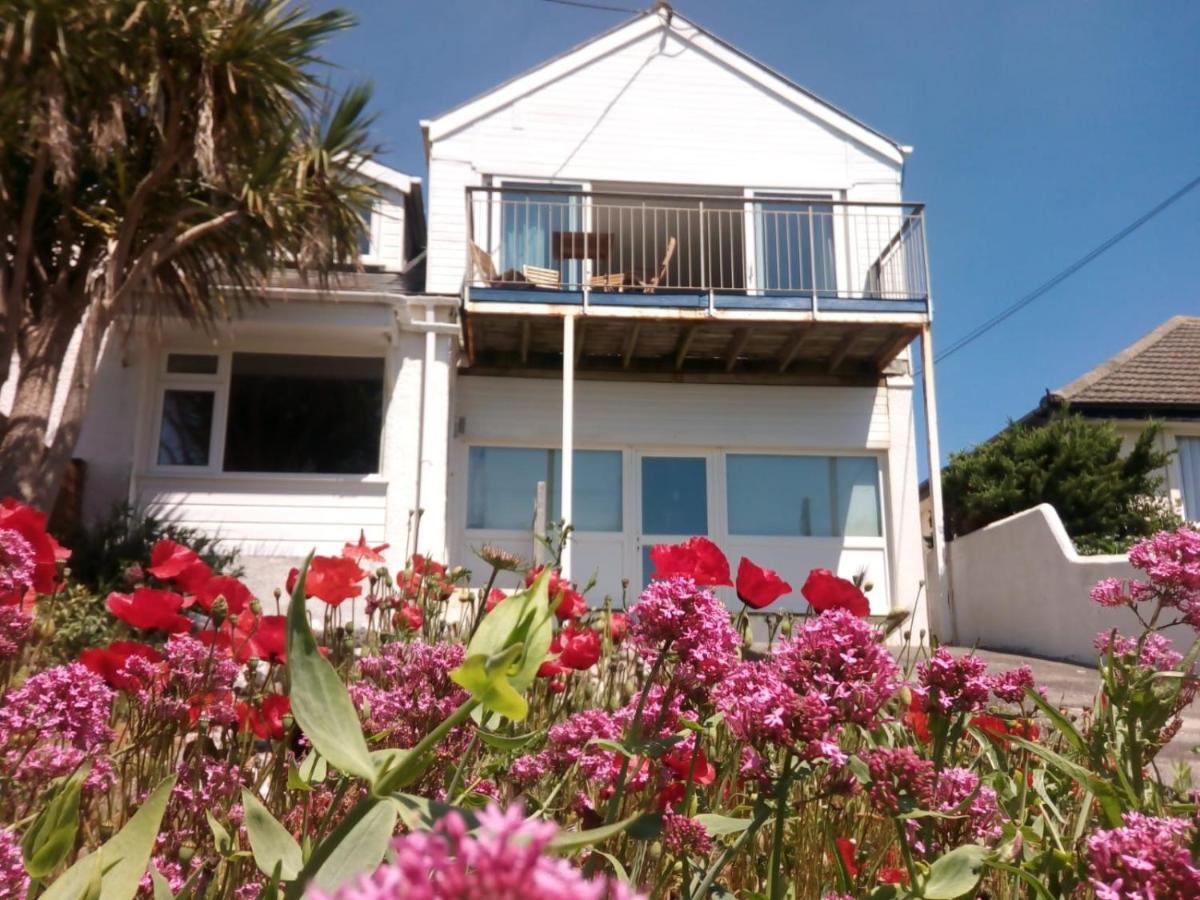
[315, 0, 1200, 469]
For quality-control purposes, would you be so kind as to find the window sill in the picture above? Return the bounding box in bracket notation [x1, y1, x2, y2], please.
[139, 469, 388, 487]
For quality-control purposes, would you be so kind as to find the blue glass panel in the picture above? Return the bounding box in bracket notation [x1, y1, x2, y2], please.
[551, 449, 622, 532]
[500, 184, 582, 284]
[755, 199, 835, 294]
[727, 454, 834, 537]
[641, 456, 707, 536]
[467, 447, 622, 532]
[834, 456, 882, 537]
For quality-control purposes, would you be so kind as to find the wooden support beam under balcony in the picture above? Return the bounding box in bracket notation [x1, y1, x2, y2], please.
[622, 323, 641, 369]
[724, 327, 752, 372]
[519, 321, 532, 365]
[776, 326, 811, 374]
[828, 332, 864, 374]
[673, 324, 698, 371]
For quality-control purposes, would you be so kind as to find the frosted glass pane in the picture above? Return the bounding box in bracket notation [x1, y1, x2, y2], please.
[553, 449, 622, 532]
[1179, 437, 1200, 522]
[467, 447, 554, 531]
[835, 457, 882, 537]
[727, 454, 833, 536]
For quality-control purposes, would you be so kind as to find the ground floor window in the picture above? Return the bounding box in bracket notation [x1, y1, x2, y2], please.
[153, 350, 384, 475]
[726, 453, 882, 537]
[466, 447, 622, 532]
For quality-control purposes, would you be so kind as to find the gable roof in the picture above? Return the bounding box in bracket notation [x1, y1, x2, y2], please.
[420, 6, 908, 165]
[1049, 315, 1200, 410]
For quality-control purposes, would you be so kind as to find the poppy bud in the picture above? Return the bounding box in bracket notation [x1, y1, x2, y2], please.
[178, 842, 196, 864]
[250, 598, 263, 616]
[210, 595, 228, 624]
[780, 615, 793, 637]
[273, 587, 282, 601]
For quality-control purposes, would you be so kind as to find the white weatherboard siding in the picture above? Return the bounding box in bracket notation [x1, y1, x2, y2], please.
[426, 24, 900, 294]
[448, 376, 903, 614]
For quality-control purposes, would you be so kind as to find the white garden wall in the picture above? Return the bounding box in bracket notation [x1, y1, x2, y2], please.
[947, 504, 1148, 664]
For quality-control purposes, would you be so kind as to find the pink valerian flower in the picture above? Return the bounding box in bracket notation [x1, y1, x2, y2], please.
[1090, 578, 1129, 608]
[0, 605, 32, 660]
[614, 684, 686, 740]
[311, 802, 641, 900]
[0, 663, 113, 752]
[0, 498, 69, 606]
[862, 747, 934, 815]
[1085, 813, 1199, 900]
[772, 608, 899, 728]
[1112, 528, 1200, 629]
[0, 827, 29, 899]
[662, 813, 714, 858]
[0, 528, 35, 602]
[511, 710, 621, 786]
[629, 576, 739, 686]
[1095, 631, 1184, 672]
[712, 661, 834, 756]
[990, 664, 1038, 704]
[146, 757, 247, 883]
[163, 634, 240, 713]
[916, 648, 991, 715]
[918, 768, 1002, 856]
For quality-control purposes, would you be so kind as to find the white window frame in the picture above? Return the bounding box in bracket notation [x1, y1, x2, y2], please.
[147, 347, 389, 479]
[357, 203, 385, 267]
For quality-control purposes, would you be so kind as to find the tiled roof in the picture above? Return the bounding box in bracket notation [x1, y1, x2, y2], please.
[1052, 315, 1200, 408]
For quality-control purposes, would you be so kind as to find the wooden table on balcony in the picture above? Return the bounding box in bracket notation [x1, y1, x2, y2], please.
[552, 230, 612, 262]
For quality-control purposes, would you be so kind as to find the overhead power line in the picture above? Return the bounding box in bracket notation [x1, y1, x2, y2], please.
[539, 0, 642, 13]
[928, 173, 1200, 369]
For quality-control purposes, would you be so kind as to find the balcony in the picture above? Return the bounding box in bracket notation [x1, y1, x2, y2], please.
[461, 185, 931, 379]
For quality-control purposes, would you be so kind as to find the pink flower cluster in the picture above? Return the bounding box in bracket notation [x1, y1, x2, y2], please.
[990, 664, 1036, 704]
[0, 605, 32, 660]
[311, 803, 641, 900]
[0, 827, 29, 900]
[863, 747, 933, 814]
[511, 709, 620, 786]
[0, 527, 35, 600]
[1090, 528, 1200, 629]
[661, 813, 713, 858]
[712, 661, 832, 753]
[773, 608, 900, 727]
[915, 648, 990, 715]
[1085, 813, 1199, 900]
[1095, 631, 1183, 672]
[352, 641, 468, 749]
[629, 577, 739, 686]
[920, 768, 1001, 855]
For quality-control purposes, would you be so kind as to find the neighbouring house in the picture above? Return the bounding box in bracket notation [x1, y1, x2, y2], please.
[1028, 315, 1200, 523]
[33, 5, 947, 631]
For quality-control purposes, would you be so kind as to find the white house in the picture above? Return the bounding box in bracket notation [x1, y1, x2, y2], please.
[62, 6, 949, 634]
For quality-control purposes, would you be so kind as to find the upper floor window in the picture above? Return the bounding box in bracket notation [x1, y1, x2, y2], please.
[154, 351, 384, 476]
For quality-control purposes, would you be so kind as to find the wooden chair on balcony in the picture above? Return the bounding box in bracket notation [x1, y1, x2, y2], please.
[638, 237, 677, 293]
[521, 264, 561, 288]
[469, 240, 527, 287]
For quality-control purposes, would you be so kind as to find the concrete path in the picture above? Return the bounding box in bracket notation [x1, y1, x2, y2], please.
[951, 647, 1199, 776]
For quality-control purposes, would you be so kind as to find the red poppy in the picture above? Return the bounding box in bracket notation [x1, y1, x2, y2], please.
[79, 640, 164, 691]
[970, 714, 1040, 749]
[735, 558, 792, 609]
[411, 554, 446, 578]
[525, 566, 587, 620]
[607, 611, 628, 645]
[343, 530, 389, 564]
[835, 836, 860, 879]
[649, 537, 732, 587]
[147, 539, 213, 595]
[906, 696, 932, 744]
[655, 780, 687, 811]
[237, 613, 287, 664]
[800, 568, 870, 618]
[302, 556, 366, 606]
[192, 575, 254, 615]
[0, 497, 69, 605]
[237, 693, 291, 740]
[547, 678, 568, 694]
[485, 588, 507, 612]
[107, 588, 192, 633]
[557, 625, 601, 671]
[662, 746, 717, 785]
[394, 603, 423, 632]
[877, 867, 909, 886]
[188, 689, 234, 725]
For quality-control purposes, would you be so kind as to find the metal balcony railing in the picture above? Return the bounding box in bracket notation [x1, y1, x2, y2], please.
[464, 186, 929, 309]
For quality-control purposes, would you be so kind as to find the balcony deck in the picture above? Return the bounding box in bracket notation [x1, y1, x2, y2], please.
[461, 186, 929, 380]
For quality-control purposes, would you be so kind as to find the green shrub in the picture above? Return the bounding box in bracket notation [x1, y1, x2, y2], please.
[942, 411, 1179, 553]
[60, 502, 241, 595]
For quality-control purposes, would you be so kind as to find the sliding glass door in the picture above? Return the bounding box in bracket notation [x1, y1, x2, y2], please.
[498, 182, 583, 285]
[752, 194, 836, 295]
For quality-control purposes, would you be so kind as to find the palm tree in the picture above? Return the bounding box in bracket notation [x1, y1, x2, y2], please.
[0, 0, 381, 507]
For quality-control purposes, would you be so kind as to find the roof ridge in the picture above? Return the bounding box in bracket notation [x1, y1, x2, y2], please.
[1052, 315, 1199, 401]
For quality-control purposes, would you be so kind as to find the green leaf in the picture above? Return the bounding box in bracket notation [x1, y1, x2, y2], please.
[286, 553, 376, 783]
[42, 775, 176, 900]
[694, 814, 754, 837]
[205, 810, 234, 857]
[985, 860, 1056, 900]
[922, 844, 987, 899]
[391, 794, 479, 833]
[476, 728, 544, 752]
[548, 812, 662, 853]
[450, 650, 529, 721]
[308, 798, 397, 892]
[23, 762, 88, 879]
[591, 850, 630, 883]
[465, 568, 554, 692]
[1024, 687, 1088, 758]
[242, 790, 303, 882]
[371, 748, 432, 789]
[149, 867, 173, 900]
[1007, 736, 1123, 827]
